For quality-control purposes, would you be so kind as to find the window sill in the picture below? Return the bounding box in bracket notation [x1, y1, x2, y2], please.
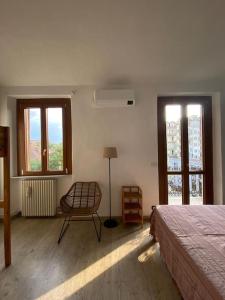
[11, 175, 71, 179]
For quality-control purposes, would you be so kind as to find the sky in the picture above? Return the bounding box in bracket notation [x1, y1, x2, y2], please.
[29, 108, 63, 143]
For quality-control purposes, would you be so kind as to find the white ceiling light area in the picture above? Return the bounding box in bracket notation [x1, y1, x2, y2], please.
[0, 0, 225, 86]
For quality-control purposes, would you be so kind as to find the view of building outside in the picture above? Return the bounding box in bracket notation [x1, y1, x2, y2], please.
[166, 105, 203, 205]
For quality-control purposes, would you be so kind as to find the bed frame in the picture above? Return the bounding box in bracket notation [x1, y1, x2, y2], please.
[0, 126, 11, 267]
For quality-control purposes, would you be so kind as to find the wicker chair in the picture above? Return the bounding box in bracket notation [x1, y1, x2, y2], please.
[58, 182, 102, 244]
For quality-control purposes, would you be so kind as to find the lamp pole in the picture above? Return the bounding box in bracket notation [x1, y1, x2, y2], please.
[103, 146, 118, 228]
[104, 156, 118, 228]
[109, 157, 112, 220]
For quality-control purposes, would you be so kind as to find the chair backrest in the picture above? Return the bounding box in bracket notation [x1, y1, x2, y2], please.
[62, 182, 102, 212]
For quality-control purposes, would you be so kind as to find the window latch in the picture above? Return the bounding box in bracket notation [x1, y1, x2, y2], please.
[43, 149, 47, 156]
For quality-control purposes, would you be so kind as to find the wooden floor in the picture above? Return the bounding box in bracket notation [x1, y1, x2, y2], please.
[0, 217, 181, 300]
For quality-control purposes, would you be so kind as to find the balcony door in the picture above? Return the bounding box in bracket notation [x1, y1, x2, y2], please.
[158, 96, 213, 205]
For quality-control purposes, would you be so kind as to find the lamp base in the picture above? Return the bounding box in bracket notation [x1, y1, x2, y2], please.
[104, 218, 118, 228]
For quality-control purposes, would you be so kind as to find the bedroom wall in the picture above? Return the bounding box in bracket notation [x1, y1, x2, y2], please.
[0, 84, 223, 217]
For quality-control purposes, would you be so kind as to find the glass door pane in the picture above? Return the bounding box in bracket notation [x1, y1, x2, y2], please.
[188, 104, 204, 205]
[168, 175, 182, 205]
[189, 174, 203, 205]
[46, 108, 64, 171]
[24, 108, 42, 171]
[165, 105, 182, 171]
[187, 105, 203, 171]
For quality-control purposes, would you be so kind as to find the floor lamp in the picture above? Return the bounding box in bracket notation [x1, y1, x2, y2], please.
[103, 147, 118, 228]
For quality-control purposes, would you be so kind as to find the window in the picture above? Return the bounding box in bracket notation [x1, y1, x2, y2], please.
[158, 96, 213, 205]
[17, 98, 72, 176]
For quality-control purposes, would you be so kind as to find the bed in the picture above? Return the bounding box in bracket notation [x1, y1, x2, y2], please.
[150, 205, 225, 300]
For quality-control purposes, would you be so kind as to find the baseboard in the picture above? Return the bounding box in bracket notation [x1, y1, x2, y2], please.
[0, 210, 21, 221]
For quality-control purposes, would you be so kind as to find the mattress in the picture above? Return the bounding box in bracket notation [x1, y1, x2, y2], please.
[150, 205, 225, 300]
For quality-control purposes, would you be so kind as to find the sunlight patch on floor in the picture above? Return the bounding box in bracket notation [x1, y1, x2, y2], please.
[36, 228, 151, 300]
[138, 243, 158, 263]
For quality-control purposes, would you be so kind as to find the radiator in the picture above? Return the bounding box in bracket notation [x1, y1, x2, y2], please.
[22, 179, 56, 217]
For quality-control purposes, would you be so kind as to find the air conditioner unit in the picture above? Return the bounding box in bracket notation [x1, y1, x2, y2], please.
[93, 89, 135, 108]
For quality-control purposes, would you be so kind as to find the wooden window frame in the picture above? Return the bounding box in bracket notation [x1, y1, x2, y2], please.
[157, 96, 213, 205]
[17, 98, 72, 176]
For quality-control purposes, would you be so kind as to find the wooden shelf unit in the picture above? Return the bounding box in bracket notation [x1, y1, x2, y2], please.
[0, 126, 11, 267]
[122, 186, 143, 225]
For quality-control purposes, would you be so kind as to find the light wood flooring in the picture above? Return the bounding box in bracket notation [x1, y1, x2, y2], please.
[0, 217, 181, 300]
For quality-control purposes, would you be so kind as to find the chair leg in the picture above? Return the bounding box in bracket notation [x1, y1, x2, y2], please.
[92, 213, 102, 242]
[58, 216, 71, 244]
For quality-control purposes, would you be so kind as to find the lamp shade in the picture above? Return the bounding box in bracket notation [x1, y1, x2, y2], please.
[103, 147, 118, 158]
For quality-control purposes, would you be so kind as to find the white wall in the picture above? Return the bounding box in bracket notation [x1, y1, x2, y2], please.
[212, 93, 223, 204]
[0, 84, 223, 217]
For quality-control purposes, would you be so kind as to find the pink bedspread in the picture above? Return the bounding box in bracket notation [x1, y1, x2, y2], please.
[150, 205, 225, 300]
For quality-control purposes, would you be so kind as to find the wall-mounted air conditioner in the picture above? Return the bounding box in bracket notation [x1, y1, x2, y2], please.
[93, 89, 135, 108]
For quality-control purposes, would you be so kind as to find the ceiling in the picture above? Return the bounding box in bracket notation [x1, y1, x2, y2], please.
[1, 0, 225, 86]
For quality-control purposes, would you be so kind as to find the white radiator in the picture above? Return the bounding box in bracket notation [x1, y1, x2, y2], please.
[22, 179, 56, 217]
